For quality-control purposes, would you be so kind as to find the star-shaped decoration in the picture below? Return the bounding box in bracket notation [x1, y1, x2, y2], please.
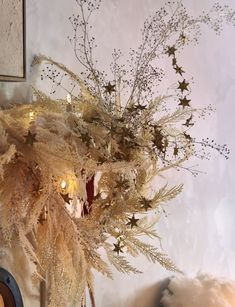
[60, 193, 72, 204]
[152, 129, 165, 153]
[126, 105, 141, 116]
[104, 82, 116, 94]
[113, 242, 124, 255]
[173, 146, 179, 156]
[126, 214, 139, 228]
[184, 132, 192, 141]
[24, 131, 37, 146]
[178, 79, 189, 92]
[172, 57, 177, 66]
[166, 46, 177, 57]
[174, 65, 185, 76]
[178, 96, 191, 108]
[140, 197, 152, 211]
[135, 104, 147, 111]
[183, 115, 194, 127]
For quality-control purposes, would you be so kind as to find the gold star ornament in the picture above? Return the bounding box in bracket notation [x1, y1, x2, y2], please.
[178, 96, 191, 108]
[113, 242, 124, 255]
[166, 46, 177, 57]
[140, 197, 152, 211]
[126, 214, 139, 228]
[173, 146, 179, 156]
[174, 65, 185, 76]
[183, 115, 194, 127]
[178, 79, 189, 92]
[104, 82, 116, 94]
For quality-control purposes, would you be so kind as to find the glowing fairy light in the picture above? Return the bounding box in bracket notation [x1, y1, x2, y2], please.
[60, 179, 67, 190]
[29, 111, 35, 121]
[66, 93, 72, 103]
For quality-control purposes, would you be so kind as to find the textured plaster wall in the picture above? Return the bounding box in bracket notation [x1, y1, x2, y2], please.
[0, 0, 24, 77]
[0, 0, 235, 306]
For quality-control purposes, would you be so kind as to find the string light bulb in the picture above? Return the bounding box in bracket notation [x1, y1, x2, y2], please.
[60, 179, 67, 190]
[29, 111, 35, 121]
[66, 93, 72, 103]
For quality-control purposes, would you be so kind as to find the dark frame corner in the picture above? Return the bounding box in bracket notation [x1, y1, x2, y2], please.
[0, 0, 26, 82]
[0, 267, 24, 307]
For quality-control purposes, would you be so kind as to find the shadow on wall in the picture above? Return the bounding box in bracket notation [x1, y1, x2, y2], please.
[0, 83, 32, 107]
[102, 278, 170, 307]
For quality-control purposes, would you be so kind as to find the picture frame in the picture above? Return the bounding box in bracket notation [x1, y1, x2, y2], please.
[0, 0, 26, 82]
[0, 267, 23, 307]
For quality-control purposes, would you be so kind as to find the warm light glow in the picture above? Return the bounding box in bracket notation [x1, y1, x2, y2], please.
[0, 295, 4, 307]
[29, 111, 35, 121]
[66, 93, 72, 103]
[60, 179, 67, 190]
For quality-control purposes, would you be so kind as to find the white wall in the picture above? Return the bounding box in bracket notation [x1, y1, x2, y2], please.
[1, 0, 235, 306]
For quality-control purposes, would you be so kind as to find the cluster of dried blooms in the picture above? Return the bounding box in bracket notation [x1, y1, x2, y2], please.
[0, 1, 234, 306]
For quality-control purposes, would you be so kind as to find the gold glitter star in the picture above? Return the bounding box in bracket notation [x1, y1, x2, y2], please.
[178, 79, 189, 92]
[183, 115, 194, 127]
[166, 46, 177, 57]
[104, 82, 116, 94]
[24, 131, 37, 146]
[173, 146, 179, 156]
[178, 96, 191, 108]
[113, 242, 124, 255]
[172, 57, 177, 66]
[140, 197, 152, 211]
[184, 132, 192, 141]
[174, 65, 185, 76]
[126, 214, 139, 228]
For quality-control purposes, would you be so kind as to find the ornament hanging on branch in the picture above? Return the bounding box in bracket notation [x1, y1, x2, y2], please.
[0, 1, 234, 306]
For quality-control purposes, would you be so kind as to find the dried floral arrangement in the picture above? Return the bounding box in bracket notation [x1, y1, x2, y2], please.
[0, 1, 234, 306]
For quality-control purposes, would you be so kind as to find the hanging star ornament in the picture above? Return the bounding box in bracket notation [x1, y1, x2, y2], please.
[126, 214, 139, 228]
[183, 115, 194, 127]
[172, 57, 177, 66]
[113, 242, 124, 255]
[24, 130, 37, 146]
[104, 82, 116, 94]
[173, 146, 179, 156]
[184, 132, 192, 141]
[174, 65, 185, 76]
[178, 79, 189, 92]
[166, 45, 177, 57]
[140, 197, 152, 211]
[178, 96, 191, 108]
